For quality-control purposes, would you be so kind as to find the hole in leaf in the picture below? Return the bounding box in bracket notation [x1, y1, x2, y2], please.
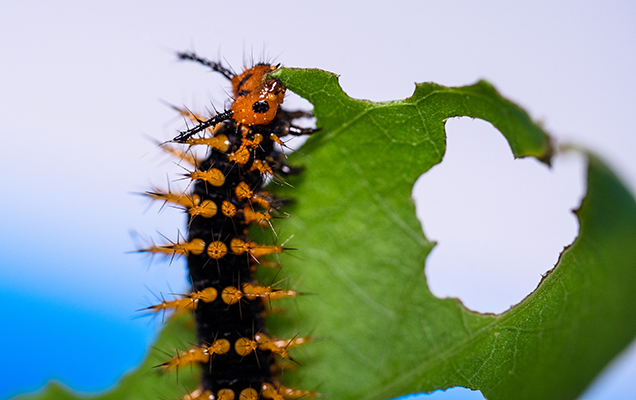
[391, 387, 485, 399]
[413, 117, 586, 314]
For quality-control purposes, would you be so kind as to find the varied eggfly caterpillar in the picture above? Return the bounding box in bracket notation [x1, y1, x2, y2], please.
[139, 51, 319, 399]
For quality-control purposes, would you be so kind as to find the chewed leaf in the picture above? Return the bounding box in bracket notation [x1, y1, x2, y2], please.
[19, 67, 636, 400]
[268, 68, 636, 400]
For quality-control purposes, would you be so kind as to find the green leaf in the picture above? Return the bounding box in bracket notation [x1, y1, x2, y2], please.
[14, 314, 198, 400]
[264, 68, 636, 400]
[21, 68, 636, 400]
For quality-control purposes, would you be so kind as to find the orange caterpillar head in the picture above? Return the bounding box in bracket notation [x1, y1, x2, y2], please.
[230, 64, 286, 126]
[172, 61, 287, 142]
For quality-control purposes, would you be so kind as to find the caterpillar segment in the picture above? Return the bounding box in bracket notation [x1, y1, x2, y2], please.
[143, 52, 321, 398]
[138, 236, 285, 260]
[156, 142, 282, 225]
[160, 332, 310, 372]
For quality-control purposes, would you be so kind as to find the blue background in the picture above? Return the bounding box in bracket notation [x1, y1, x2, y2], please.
[1, 1, 635, 399]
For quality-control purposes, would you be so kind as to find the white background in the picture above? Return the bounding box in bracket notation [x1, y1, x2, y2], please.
[0, 1, 634, 399]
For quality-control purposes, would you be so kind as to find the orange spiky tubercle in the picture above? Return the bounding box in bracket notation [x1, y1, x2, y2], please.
[145, 52, 320, 398]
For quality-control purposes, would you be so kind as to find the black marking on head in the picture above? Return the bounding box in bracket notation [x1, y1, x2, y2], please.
[237, 73, 253, 91]
[237, 90, 250, 97]
[252, 101, 270, 114]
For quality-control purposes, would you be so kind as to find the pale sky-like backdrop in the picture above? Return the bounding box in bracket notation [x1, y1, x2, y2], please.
[0, 1, 634, 399]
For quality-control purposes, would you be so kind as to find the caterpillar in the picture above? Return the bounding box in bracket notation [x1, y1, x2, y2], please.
[139, 52, 319, 400]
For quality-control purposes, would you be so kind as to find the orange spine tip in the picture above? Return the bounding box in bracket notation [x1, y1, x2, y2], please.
[188, 199, 218, 218]
[186, 134, 231, 153]
[235, 182, 272, 209]
[179, 238, 207, 255]
[187, 168, 226, 187]
[241, 283, 298, 301]
[141, 287, 218, 317]
[235, 181, 254, 201]
[221, 200, 237, 217]
[234, 337, 259, 357]
[168, 103, 201, 121]
[157, 347, 209, 370]
[228, 239, 283, 258]
[228, 146, 251, 165]
[144, 189, 200, 209]
[221, 286, 242, 305]
[260, 383, 285, 400]
[140, 297, 195, 317]
[160, 144, 199, 167]
[217, 389, 235, 400]
[269, 134, 285, 146]
[254, 333, 310, 360]
[237, 136, 263, 149]
[250, 159, 273, 176]
[230, 238, 249, 255]
[189, 287, 219, 303]
[251, 193, 273, 210]
[269, 336, 312, 351]
[219, 284, 297, 305]
[208, 338, 232, 355]
[137, 237, 206, 257]
[242, 207, 271, 225]
[233, 333, 309, 361]
[207, 240, 228, 259]
[159, 339, 230, 371]
[247, 242, 285, 258]
[238, 388, 259, 400]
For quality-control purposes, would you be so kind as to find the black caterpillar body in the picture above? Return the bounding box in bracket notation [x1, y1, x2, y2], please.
[142, 53, 318, 400]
